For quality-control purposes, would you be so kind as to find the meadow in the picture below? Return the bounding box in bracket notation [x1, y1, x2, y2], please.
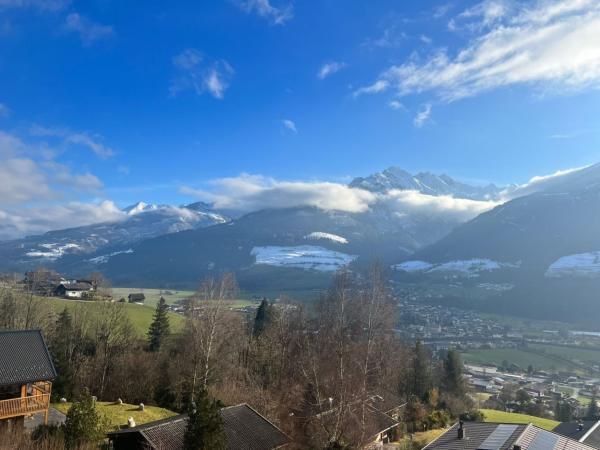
[479, 409, 560, 430]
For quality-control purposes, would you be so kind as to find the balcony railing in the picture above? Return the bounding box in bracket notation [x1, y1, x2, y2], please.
[0, 394, 50, 420]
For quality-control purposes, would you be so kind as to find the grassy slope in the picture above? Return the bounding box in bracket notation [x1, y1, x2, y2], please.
[47, 297, 184, 336]
[397, 428, 448, 447]
[53, 401, 177, 431]
[480, 409, 559, 431]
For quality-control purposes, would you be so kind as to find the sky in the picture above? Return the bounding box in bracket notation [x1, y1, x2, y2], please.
[1, 0, 600, 238]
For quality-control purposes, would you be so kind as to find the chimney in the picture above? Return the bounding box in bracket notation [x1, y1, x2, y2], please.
[578, 421, 584, 431]
[458, 421, 465, 439]
[513, 446, 522, 450]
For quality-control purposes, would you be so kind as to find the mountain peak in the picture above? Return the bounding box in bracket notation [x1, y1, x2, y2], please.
[123, 202, 159, 215]
[350, 167, 504, 201]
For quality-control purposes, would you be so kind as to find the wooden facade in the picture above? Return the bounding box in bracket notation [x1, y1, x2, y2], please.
[0, 381, 52, 424]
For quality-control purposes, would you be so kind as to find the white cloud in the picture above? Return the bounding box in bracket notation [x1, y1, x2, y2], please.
[413, 103, 432, 127]
[356, 0, 600, 102]
[419, 34, 433, 44]
[502, 165, 590, 198]
[388, 100, 405, 110]
[383, 189, 498, 222]
[0, 103, 10, 118]
[353, 80, 389, 97]
[117, 165, 130, 176]
[64, 13, 114, 45]
[281, 119, 297, 133]
[238, 0, 293, 25]
[317, 61, 346, 79]
[181, 174, 377, 213]
[31, 125, 115, 158]
[171, 49, 234, 99]
[180, 174, 497, 224]
[0, 200, 125, 241]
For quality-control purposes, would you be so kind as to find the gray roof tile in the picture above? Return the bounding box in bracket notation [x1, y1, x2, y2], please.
[0, 329, 56, 386]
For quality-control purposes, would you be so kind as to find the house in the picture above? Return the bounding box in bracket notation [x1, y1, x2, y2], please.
[0, 330, 56, 428]
[128, 293, 145, 303]
[107, 403, 290, 450]
[554, 420, 600, 449]
[23, 270, 64, 296]
[423, 421, 597, 450]
[54, 280, 95, 299]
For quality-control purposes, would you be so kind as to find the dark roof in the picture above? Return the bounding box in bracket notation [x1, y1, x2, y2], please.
[108, 404, 290, 450]
[554, 421, 600, 449]
[0, 330, 57, 386]
[424, 422, 598, 450]
[57, 282, 93, 291]
[128, 293, 145, 300]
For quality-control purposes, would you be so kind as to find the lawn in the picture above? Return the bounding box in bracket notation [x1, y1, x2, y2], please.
[53, 401, 177, 431]
[480, 409, 560, 430]
[47, 297, 184, 336]
[396, 428, 448, 448]
[461, 348, 576, 372]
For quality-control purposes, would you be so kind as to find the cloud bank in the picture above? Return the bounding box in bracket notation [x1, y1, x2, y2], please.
[181, 174, 498, 223]
[355, 0, 600, 101]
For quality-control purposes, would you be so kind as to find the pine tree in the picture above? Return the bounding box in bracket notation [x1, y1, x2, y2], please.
[148, 296, 170, 352]
[441, 349, 466, 399]
[411, 340, 432, 403]
[154, 359, 176, 409]
[587, 395, 599, 420]
[184, 388, 227, 450]
[253, 298, 274, 338]
[51, 308, 75, 399]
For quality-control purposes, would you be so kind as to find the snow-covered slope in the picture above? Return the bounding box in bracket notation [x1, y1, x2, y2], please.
[393, 258, 519, 276]
[0, 202, 228, 270]
[304, 232, 348, 244]
[546, 252, 600, 278]
[251, 245, 356, 272]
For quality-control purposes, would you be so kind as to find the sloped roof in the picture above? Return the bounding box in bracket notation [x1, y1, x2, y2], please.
[424, 422, 598, 450]
[107, 404, 290, 450]
[0, 329, 57, 386]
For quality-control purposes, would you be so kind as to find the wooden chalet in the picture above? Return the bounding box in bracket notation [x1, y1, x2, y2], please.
[0, 330, 56, 427]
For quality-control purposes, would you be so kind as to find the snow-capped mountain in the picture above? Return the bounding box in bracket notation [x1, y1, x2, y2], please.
[0, 202, 228, 271]
[350, 166, 503, 200]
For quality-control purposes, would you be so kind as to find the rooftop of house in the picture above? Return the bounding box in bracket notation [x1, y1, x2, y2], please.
[424, 421, 598, 450]
[107, 403, 290, 450]
[554, 420, 600, 449]
[0, 329, 57, 386]
[58, 281, 93, 291]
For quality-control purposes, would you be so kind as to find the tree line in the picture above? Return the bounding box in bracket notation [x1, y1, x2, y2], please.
[0, 267, 474, 449]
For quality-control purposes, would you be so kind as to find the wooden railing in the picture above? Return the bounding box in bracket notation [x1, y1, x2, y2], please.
[0, 394, 50, 420]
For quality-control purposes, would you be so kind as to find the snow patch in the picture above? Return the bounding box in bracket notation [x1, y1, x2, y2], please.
[88, 249, 134, 264]
[251, 245, 356, 272]
[392, 260, 434, 272]
[393, 258, 520, 275]
[26, 243, 82, 260]
[546, 252, 600, 278]
[304, 232, 348, 244]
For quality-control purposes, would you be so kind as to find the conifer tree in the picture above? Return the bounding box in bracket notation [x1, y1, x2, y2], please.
[253, 298, 274, 338]
[587, 395, 599, 420]
[184, 388, 227, 450]
[148, 296, 170, 352]
[51, 308, 75, 399]
[441, 349, 466, 399]
[411, 340, 431, 403]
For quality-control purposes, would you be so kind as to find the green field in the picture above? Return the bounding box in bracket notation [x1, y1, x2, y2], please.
[111, 287, 195, 307]
[53, 401, 177, 431]
[461, 347, 576, 372]
[480, 409, 560, 430]
[47, 297, 185, 336]
[528, 343, 600, 365]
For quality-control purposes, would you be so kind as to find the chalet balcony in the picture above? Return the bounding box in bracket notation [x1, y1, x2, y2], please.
[0, 382, 52, 421]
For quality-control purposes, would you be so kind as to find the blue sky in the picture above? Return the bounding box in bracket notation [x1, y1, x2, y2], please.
[1, 0, 600, 237]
